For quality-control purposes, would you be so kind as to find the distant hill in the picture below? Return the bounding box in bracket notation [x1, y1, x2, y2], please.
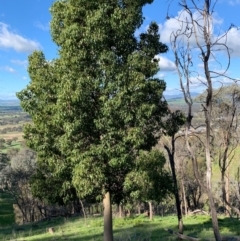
[0, 99, 20, 106]
[0, 93, 201, 106]
[164, 92, 200, 100]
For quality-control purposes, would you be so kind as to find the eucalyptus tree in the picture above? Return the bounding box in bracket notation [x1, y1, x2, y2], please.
[198, 84, 240, 216]
[17, 0, 169, 240]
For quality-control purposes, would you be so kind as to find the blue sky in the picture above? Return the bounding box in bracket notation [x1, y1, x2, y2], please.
[0, 0, 239, 99]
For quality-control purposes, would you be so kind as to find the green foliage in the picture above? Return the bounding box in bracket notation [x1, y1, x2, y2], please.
[17, 0, 169, 208]
[163, 110, 186, 136]
[124, 150, 173, 202]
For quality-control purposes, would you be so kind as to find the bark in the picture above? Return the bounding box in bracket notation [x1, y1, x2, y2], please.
[148, 201, 153, 221]
[218, 109, 239, 216]
[79, 199, 87, 223]
[221, 166, 240, 216]
[181, 179, 188, 217]
[164, 135, 184, 234]
[225, 170, 230, 216]
[205, 99, 221, 241]
[103, 191, 113, 241]
[118, 204, 123, 218]
[138, 203, 141, 215]
[203, 2, 221, 239]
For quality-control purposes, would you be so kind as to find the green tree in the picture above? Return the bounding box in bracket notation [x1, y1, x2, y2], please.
[124, 150, 173, 220]
[17, 1, 169, 240]
[162, 110, 186, 233]
[0, 138, 5, 149]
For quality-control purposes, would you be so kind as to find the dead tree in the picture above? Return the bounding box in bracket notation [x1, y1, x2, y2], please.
[168, 0, 238, 240]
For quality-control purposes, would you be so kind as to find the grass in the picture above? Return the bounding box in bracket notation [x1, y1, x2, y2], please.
[0, 141, 22, 154]
[0, 123, 24, 130]
[0, 192, 15, 227]
[0, 132, 23, 140]
[0, 212, 239, 241]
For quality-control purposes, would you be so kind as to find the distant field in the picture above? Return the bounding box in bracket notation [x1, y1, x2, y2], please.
[0, 132, 23, 140]
[168, 99, 187, 105]
[0, 123, 23, 129]
[0, 104, 26, 154]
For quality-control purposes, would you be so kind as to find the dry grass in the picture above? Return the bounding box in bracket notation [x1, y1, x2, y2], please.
[0, 132, 23, 140]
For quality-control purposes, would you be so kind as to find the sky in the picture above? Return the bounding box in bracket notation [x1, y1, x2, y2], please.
[0, 0, 240, 99]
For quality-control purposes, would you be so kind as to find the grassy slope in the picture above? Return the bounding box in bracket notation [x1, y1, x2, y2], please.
[0, 103, 240, 240]
[0, 214, 239, 241]
[0, 192, 15, 227]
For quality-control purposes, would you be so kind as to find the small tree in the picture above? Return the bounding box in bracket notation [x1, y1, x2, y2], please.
[124, 150, 173, 220]
[161, 110, 186, 233]
[0, 148, 37, 223]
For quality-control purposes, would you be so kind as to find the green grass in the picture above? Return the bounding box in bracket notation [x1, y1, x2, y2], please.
[0, 213, 239, 241]
[0, 141, 22, 154]
[0, 192, 15, 227]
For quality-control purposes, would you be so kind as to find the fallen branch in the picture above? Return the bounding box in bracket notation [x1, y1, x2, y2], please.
[165, 229, 204, 241]
[190, 209, 209, 215]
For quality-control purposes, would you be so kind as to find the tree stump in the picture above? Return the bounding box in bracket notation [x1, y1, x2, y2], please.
[48, 227, 55, 234]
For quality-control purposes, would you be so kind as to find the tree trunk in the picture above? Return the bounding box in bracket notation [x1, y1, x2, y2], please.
[225, 169, 230, 216]
[205, 107, 222, 241]
[79, 199, 87, 223]
[118, 204, 123, 218]
[181, 179, 188, 217]
[138, 202, 141, 215]
[103, 191, 113, 241]
[148, 201, 153, 221]
[164, 136, 184, 234]
[221, 162, 240, 216]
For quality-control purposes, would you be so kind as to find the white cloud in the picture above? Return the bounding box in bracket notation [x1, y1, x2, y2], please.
[159, 10, 208, 45]
[0, 66, 16, 73]
[159, 9, 240, 60]
[11, 59, 28, 66]
[11, 59, 28, 69]
[22, 76, 28, 80]
[0, 22, 41, 53]
[157, 56, 176, 72]
[218, 27, 240, 57]
[156, 72, 165, 78]
[187, 74, 236, 92]
[189, 76, 206, 87]
[34, 21, 49, 31]
[159, 10, 222, 48]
